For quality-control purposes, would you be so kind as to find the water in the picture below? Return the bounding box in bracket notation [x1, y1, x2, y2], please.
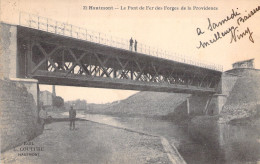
[184, 123, 260, 164]
[63, 112, 126, 128]
[76, 112, 260, 164]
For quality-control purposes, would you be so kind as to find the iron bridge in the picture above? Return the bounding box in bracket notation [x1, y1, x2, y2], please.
[17, 26, 222, 94]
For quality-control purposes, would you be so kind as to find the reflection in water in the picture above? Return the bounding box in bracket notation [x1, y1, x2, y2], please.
[217, 124, 260, 163]
[77, 113, 260, 164]
[183, 121, 260, 164]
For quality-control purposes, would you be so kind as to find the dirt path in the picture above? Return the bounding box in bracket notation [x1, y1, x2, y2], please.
[2, 121, 171, 164]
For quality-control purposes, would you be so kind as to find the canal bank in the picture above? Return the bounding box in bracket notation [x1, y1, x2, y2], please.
[3, 109, 259, 164]
[79, 112, 260, 164]
[51, 111, 260, 163]
[1, 113, 185, 164]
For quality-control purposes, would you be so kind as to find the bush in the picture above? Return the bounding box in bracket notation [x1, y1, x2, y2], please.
[53, 96, 64, 108]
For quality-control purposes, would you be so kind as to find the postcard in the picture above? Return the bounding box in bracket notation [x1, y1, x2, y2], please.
[0, 0, 259, 163]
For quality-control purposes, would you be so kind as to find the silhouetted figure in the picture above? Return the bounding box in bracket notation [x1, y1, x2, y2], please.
[69, 106, 76, 130]
[129, 37, 133, 51]
[134, 40, 137, 52]
[39, 106, 48, 129]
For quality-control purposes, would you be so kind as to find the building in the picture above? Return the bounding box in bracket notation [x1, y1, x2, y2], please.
[40, 90, 53, 107]
[65, 99, 87, 110]
[232, 59, 255, 69]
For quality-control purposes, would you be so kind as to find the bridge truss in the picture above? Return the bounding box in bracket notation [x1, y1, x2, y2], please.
[17, 26, 222, 94]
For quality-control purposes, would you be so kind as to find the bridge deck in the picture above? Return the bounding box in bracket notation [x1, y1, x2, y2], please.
[33, 70, 216, 94]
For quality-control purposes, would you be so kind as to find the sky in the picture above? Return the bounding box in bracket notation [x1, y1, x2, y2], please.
[1, 0, 259, 103]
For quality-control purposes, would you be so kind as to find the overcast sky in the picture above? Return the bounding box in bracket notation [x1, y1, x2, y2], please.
[1, 0, 259, 103]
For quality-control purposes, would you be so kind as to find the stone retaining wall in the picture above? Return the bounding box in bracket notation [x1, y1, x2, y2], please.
[220, 69, 260, 122]
[0, 79, 43, 152]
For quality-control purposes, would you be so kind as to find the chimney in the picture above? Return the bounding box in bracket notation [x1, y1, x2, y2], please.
[52, 85, 56, 97]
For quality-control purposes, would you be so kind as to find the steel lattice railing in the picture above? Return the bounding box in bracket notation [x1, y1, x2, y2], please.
[19, 12, 223, 72]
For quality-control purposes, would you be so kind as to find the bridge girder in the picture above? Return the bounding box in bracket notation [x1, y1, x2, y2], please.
[17, 26, 221, 94]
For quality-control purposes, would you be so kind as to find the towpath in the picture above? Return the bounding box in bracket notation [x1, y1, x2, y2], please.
[2, 120, 172, 164]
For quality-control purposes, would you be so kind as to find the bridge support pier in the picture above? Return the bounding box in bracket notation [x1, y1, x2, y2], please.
[9, 78, 39, 107]
[0, 23, 18, 79]
[205, 94, 227, 115]
[0, 23, 40, 113]
[213, 94, 227, 114]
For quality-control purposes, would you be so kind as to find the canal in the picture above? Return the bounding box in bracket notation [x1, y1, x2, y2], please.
[73, 112, 260, 164]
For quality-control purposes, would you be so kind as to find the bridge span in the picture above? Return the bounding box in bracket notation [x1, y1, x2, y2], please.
[17, 26, 221, 94]
[15, 13, 222, 94]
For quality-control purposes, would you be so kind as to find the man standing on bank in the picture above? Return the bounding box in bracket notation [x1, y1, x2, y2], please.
[39, 105, 48, 130]
[69, 106, 76, 130]
[129, 37, 133, 51]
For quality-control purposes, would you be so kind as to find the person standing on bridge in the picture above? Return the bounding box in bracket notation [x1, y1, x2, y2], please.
[134, 40, 137, 52]
[69, 106, 77, 130]
[129, 37, 133, 51]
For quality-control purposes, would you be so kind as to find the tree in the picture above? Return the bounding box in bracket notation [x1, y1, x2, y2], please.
[53, 96, 64, 108]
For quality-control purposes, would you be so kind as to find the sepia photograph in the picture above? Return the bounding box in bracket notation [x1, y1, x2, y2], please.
[0, 0, 260, 163]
